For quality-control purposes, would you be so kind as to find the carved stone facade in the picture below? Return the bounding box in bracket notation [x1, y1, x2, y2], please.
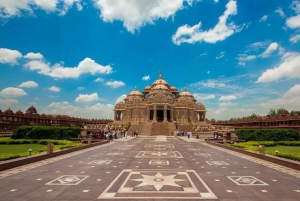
[114, 73, 207, 123]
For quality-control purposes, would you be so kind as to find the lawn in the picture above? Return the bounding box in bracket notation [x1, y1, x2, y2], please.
[266, 145, 300, 154]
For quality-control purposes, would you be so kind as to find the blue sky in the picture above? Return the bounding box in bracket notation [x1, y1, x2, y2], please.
[0, 0, 300, 120]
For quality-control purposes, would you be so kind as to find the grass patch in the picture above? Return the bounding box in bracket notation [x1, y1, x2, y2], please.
[0, 141, 82, 161]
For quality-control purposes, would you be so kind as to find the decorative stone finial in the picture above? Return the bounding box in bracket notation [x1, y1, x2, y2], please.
[159, 71, 162, 79]
[134, 86, 137, 90]
[183, 87, 187, 91]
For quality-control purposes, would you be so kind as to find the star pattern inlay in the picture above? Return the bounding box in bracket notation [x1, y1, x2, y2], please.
[131, 172, 186, 191]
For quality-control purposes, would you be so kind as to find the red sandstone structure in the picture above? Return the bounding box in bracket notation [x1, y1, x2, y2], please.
[0, 106, 113, 131]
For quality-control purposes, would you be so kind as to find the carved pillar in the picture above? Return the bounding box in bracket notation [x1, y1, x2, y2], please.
[147, 106, 150, 121]
[171, 107, 174, 121]
[153, 105, 157, 122]
[203, 112, 206, 122]
[163, 105, 167, 122]
[114, 111, 117, 120]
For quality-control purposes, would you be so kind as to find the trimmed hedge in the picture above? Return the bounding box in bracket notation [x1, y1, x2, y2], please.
[236, 129, 300, 141]
[11, 126, 80, 140]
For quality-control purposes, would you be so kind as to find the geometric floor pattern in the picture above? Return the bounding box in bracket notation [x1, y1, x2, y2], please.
[98, 169, 217, 199]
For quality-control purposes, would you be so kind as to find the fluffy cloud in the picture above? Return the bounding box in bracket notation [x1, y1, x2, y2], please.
[286, 15, 300, 29]
[219, 102, 238, 107]
[0, 48, 22, 65]
[291, 0, 300, 14]
[216, 51, 225, 59]
[75, 93, 99, 103]
[18, 81, 38, 88]
[0, 99, 19, 107]
[259, 15, 268, 22]
[275, 7, 285, 18]
[260, 42, 278, 58]
[257, 52, 300, 83]
[0, 87, 27, 98]
[44, 101, 114, 119]
[193, 94, 215, 101]
[105, 81, 125, 88]
[94, 78, 104, 82]
[48, 86, 61, 92]
[115, 94, 127, 104]
[24, 57, 112, 79]
[219, 95, 237, 101]
[94, 0, 184, 33]
[77, 87, 84, 90]
[142, 75, 150, 81]
[290, 34, 300, 43]
[23, 52, 43, 60]
[172, 1, 244, 45]
[0, 0, 82, 18]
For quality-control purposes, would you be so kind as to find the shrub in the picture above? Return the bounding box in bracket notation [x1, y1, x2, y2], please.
[11, 126, 80, 140]
[236, 129, 299, 141]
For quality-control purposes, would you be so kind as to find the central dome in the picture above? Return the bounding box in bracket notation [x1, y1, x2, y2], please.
[151, 73, 170, 89]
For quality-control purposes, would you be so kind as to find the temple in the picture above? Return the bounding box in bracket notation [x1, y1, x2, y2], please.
[114, 73, 207, 124]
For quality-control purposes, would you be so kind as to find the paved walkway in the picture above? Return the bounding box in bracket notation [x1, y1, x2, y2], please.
[0, 137, 300, 200]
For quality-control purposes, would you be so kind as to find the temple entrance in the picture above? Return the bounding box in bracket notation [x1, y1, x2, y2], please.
[157, 110, 164, 122]
[150, 110, 154, 120]
[167, 110, 171, 121]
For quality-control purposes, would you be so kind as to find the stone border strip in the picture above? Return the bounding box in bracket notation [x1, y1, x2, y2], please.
[206, 142, 300, 171]
[0, 140, 109, 172]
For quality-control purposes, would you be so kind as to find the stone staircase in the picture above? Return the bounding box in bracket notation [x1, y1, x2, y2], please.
[152, 122, 169, 135]
[128, 124, 142, 135]
[140, 122, 152, 135]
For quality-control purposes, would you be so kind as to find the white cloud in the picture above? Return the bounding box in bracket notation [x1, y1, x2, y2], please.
[0, 99, 19, 107]
[275, 7, 285, 18]
[238, 62, 245, 66]
[260, 42, 278, 58]
[219, 101, 238, 107]
[23, 52, 43, 60]
[94, 0, 184, 33]
[75, 93, 99, 103]
[77, 87, 84, 90]
[257, 52, 300, 83]
[214, 0, 219, 3]
[105, 81, 125, 88]
[291, 0, 300, 14]
[193, 94, 215, 101]
[0, 48, 22, 65]
[0, 0, 81, 18]
[237, 55, 257, 61]
[48, 86, 61, 92]
[214, 107, 228, 115]
[44, 101, 114, 119]
[286, 15, 300, 29]
[259, 15, 267, 22]
[290, 34, 300, 43]
[199, 52, 207, 57]
[94, 78, 104, 82]
[24, 57, 112, 79]
[18, 81, 38, 88]
[115, 94, 127, 104]
[142, 75, 150, 81]
[172, 1, 244, 45]
[216, 51, 225, 59]
[219, 95, 237, 101]
[207, 71, 210, 74]
[0, 87, 27, 98]
[283, 84, 300, 97]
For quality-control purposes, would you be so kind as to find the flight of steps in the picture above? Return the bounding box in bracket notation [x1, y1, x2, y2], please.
[128, 124, 142, 134]
[178, 124, 192, 135]
[152, 122, 169, 135]
[140, 122, 152, 135]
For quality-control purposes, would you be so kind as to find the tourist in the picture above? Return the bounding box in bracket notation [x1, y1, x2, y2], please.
[131, 130, 133, 137]
[125, 130, 128, 139]
[187, 131, 190, 138]
[182, 130, 184, 136]
[136, 131, 138, 137]
[196, 135, 199, 139]
[190, 131, 193, 138]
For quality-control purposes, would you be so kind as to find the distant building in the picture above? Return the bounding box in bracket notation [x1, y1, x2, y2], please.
[0, 106, 113, 131]
[113, 73, 207, 124]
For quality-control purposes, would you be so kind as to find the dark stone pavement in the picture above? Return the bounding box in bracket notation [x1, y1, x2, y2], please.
[0, 136, 299, 201]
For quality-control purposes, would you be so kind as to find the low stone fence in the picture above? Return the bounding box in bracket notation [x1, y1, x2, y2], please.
[0, 140, 109, 171]
[207, 141, 300, 171]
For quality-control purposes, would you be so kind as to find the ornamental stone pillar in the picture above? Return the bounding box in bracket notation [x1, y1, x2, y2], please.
[171, 107, 174, 121]
[163, 105, 167, 122]
[153, 105, 157, 122]
[147, 106, 150, 121]
[203, 112, 206, 122]
[114, 111, 117, 120]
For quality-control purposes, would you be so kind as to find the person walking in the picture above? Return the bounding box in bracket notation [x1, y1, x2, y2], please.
[125, 130, 128, 139]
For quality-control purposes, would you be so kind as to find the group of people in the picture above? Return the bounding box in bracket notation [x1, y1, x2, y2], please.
[175, 130, 194, 138]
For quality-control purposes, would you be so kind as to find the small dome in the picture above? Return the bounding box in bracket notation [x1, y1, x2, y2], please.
[40, 113, 47, 118]
[180, 87, 192, 96]
[26, 106, 38, 114]
[15, 109, 24, 116]
[128, 86, 142, 96]
[4, 108, 14, 115]
[144, 86, 151, 89]
[115, 102, 125, 109]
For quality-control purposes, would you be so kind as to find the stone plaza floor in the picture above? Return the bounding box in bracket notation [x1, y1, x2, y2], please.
[0, 136, 300, 200]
